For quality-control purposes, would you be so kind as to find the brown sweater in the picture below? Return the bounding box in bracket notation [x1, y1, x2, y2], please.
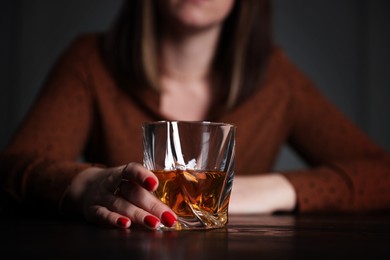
[1, 34, 389, 215]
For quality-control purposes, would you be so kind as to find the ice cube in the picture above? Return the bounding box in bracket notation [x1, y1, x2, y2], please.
[186, 158, 197, 169]
[174, 162, 186, 170]
[182, 171, 198, 183]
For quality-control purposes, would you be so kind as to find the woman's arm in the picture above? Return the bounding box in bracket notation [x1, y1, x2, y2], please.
[278, 50, 390, 213]
[0, 36, 95, 213]
[0, 35, 177, 229]
[228, 49, 390, 215]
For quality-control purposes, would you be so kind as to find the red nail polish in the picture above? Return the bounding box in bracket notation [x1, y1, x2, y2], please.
[144, 215, 160, 229]
[161, 211, 177, 227]
[144, 177, 157, 191]
[117, 217, 129, 228]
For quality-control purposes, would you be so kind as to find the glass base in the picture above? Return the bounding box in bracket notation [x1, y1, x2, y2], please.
[157, 214, 228, 231]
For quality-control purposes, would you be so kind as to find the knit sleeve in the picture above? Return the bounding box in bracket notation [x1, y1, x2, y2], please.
[0, 35, 101, 214]
[276, 50, 390, 213]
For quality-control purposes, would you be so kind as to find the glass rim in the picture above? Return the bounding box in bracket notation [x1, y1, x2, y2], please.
[142, 120, 235, 128]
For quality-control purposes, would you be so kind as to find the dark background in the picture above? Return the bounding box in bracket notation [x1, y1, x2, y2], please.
[1, 0, 389, 171]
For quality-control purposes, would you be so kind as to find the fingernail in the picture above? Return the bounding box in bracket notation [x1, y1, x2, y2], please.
[144, 177, 157, 191]
[144, 215, 160, 229]
[117, 217, 130, 228]
[161, 211, 177, 227]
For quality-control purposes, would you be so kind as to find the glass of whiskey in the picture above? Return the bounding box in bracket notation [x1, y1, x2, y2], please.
[142, 121, 235, 230]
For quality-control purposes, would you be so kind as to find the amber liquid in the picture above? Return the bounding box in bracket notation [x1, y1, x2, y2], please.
[153, 169, 230, 229]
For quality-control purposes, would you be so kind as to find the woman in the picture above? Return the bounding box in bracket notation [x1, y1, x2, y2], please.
[1, 0, 389, 230]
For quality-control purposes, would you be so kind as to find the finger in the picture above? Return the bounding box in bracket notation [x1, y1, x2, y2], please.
[85, 205, 131, 229]
[107, 196, 162, 229]
[119, 180, 177, 227]
[87, 186, 163, 230]
[121, 163, 159, 191]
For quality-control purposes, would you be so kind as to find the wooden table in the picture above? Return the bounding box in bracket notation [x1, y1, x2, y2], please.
[1, 213, 389, 259]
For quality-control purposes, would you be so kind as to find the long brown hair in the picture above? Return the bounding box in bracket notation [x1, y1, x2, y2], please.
[103, 0, 273, 110]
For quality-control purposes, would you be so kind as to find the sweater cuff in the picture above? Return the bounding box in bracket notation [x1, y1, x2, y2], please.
[280, 165, 353, 213]
[25, 161, 94, 214]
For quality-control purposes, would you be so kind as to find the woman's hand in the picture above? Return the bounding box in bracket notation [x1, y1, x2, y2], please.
[228, 174, 297, 214]
[63, 162, 177, 229]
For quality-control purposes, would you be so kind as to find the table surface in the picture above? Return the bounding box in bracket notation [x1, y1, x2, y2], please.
[1, 213, 390, 259]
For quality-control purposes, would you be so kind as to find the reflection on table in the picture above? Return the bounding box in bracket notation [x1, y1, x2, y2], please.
[1, 213, 390, 259]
